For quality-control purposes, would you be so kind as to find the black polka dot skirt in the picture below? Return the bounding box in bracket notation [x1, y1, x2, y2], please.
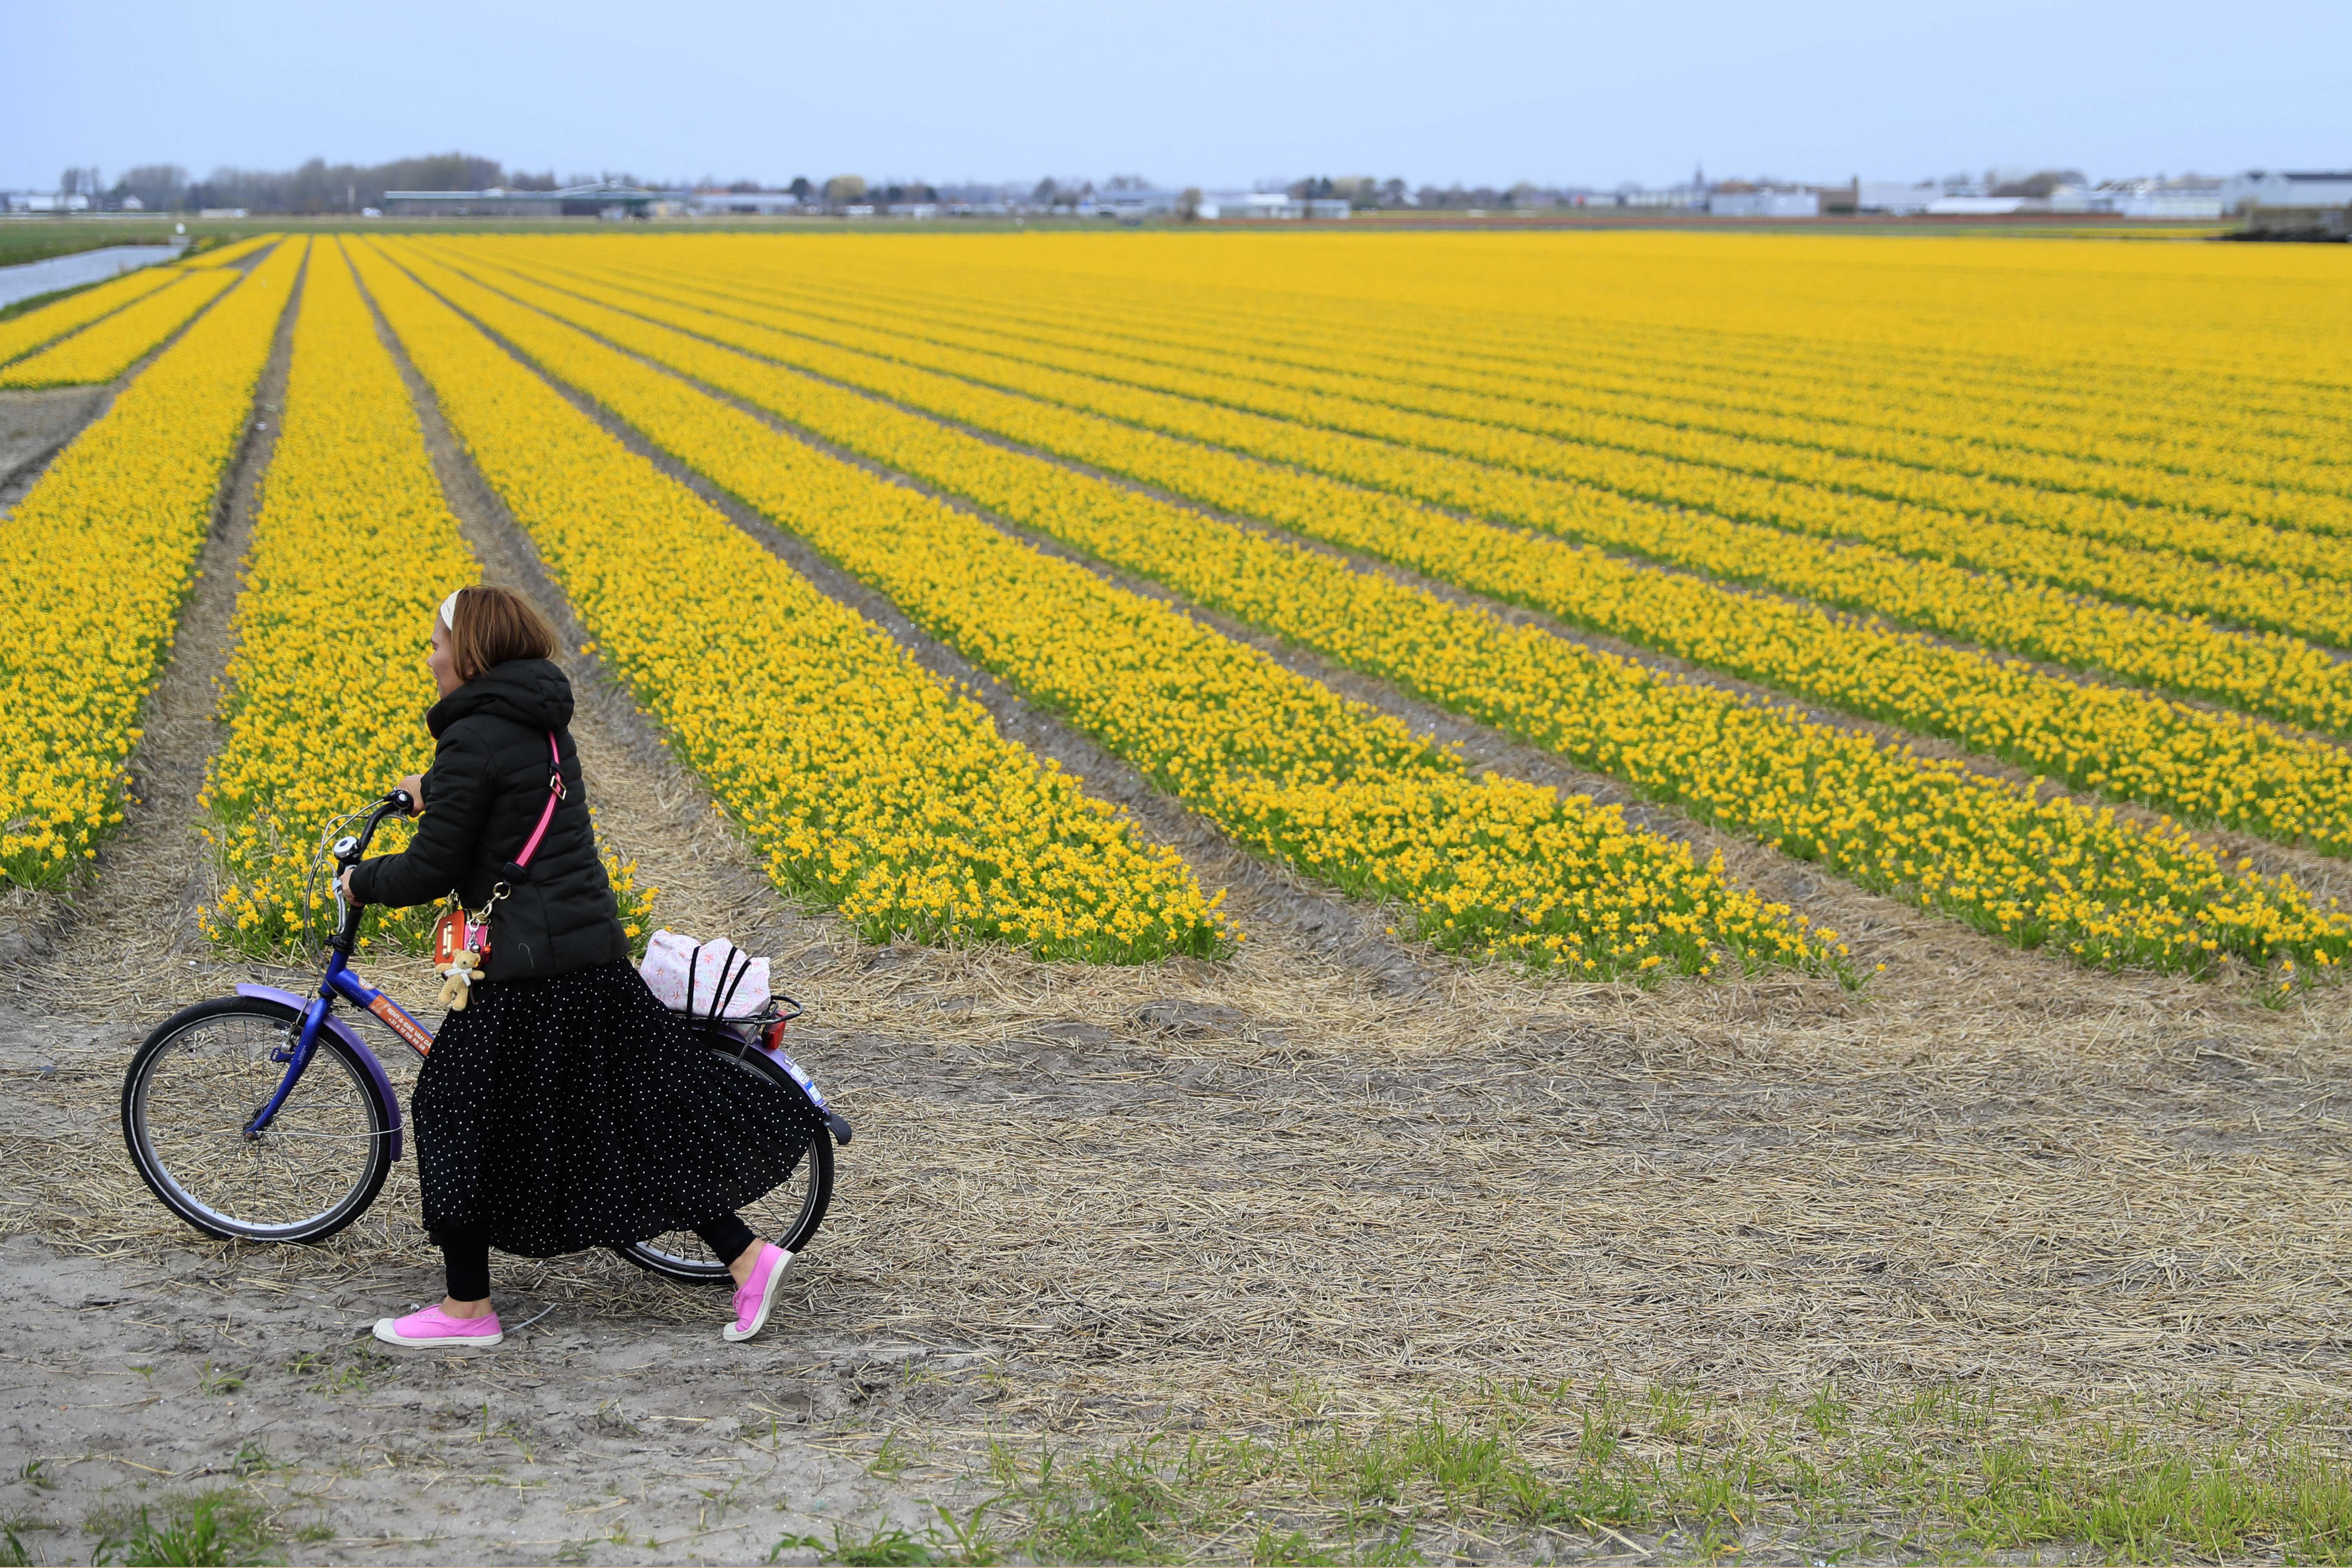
[412, 959, 825, 1257]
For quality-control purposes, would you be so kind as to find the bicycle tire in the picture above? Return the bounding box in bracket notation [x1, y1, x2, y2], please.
[610, 1035, 836, 1284]
[121, 996, 394, 1244]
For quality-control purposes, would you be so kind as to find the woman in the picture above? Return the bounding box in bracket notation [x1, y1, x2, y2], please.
[341, 585, 824, 1348]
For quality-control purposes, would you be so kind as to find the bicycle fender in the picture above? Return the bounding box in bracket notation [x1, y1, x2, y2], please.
[761, 1043, 852, 1145]
[236, 984, 404, 1161]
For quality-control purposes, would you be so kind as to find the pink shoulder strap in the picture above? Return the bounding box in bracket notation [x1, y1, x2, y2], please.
[512, 732, 565, 868]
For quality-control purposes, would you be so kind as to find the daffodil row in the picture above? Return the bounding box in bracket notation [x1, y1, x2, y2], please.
[398, 239, 2352, 982]
[713, 260, 2352, 581]
[747, 252, 2352, 547]
[432, 239, 2352, 748]
[0, 238, 306, 887]
[180, 234, 284, 269]
[0, 269, 239, 388]
[374, 237, 1833, 979]
[342, 239, 1231, 965]
[195, 240, 653, 960]
[0, 266, 178, 367]
[541, 249, 2352, 651]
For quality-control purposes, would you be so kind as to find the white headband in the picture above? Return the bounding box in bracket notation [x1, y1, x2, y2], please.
[439, 589, 463, 630]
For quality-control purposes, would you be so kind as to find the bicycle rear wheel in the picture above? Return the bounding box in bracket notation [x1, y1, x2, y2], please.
[121, 997, 393, 1243]
[611, 1035, 835, 1284]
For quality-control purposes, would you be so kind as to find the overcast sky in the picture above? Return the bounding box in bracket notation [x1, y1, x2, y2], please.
[6, 0, 2345, 193]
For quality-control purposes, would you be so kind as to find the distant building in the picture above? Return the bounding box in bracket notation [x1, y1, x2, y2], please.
[3, 192, 91, 213]
[2048, 178, 2226, 219]
[383, 181, 663, 217]
[1198, 192, 1350, 220]
[697, 191, 801, 214]
[2122, 193, 2225, 219]
[1709, 190, 1818, 217]
[2220, 170, 2352, 213]
[1925, 195, 2029, 215]
[1852, 182, 1939, 214]
[1096, 189, 1188, 219]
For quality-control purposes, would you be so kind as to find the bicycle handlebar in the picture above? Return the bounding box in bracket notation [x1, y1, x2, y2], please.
[325, 792, 417, 956]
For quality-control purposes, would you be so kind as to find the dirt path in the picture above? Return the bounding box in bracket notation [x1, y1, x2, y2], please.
[0, 1124, 987, 1568]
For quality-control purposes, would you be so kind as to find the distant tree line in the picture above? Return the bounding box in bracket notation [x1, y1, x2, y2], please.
[814, 176, 941, 205]
[96, 153, 566, 213]
[54, 156, 1669, 217]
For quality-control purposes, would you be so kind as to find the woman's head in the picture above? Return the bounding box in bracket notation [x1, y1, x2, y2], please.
[427, 585, 557, 695]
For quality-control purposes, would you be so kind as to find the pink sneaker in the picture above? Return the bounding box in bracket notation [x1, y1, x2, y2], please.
[723, 1241, 795, 1342]
[373, 1305, 504, 1348]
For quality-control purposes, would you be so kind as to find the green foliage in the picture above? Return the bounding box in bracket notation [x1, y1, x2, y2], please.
[965, 1378, 2352, 1564]
[194, 1363, 245, 1397]
[86, 1490, 276, 1567]
[826, 1523, 934, 1565]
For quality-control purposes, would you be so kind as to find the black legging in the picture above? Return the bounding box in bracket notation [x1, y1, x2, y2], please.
[436, 1214, 755, 1302]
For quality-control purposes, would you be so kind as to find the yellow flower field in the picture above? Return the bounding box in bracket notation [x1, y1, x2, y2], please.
[392, 236, 2352, 980]
[0, 269, 239, 388]
[466, 240, 2352, 740]
[619, 257, 2352, 586]
[18, 227, 2348, 993]
[195, 239, 652, 958]
[0, 265, 178, 367]
[727, 261, 2352, 543]
[374, 237, 1836, 980]
[0, 238, 304, 885]
[416, 237, 2352, 860]
[341, 240, 1233, 965]
[520, 243, 2352, 648]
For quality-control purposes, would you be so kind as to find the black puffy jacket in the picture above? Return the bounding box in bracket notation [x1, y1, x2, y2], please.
[347, 658, 629, 982]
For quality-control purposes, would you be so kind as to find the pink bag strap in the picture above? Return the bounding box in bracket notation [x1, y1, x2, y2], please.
[512, 731, 565, 869]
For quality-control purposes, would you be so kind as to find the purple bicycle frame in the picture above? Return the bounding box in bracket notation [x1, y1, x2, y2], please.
[233, 793, 432, 1160]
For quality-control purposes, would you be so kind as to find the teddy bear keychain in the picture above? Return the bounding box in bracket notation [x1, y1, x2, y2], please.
[430, 890, 500, 1012]
[437, 947, 483, 1010]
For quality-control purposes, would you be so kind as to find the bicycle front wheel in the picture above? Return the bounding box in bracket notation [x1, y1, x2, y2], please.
[121, 997, 394, 1243]
[611, 1035, 835, 1284]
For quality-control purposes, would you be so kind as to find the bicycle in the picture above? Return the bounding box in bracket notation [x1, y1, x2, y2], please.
[119, 790, 849, 1284]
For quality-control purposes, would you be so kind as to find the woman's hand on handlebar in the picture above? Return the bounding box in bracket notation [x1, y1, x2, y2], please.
[337, 868, 358, 907]
[394, 774, 425, 813]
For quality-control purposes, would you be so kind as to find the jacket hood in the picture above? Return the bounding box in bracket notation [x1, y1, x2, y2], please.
[426, 658, 574, 737]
